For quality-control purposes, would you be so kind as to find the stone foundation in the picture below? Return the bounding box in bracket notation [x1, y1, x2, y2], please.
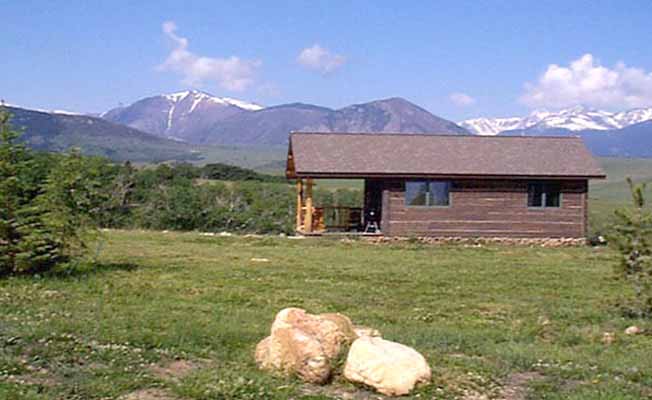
[364, 236, 587, 247]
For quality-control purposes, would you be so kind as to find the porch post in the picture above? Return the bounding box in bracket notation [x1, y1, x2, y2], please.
[304, 178, 313, 233]
[295, 179, 303, 231]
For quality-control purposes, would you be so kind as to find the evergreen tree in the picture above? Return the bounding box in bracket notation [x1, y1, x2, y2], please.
[610, 178, 652, 317]
[0, 108, 60, 274]
[37, 149, 107, 259]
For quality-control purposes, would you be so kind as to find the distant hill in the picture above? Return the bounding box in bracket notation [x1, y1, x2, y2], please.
[582, 120, 652, 158]
[103, 93, 468, 145]
[500, 120, 652, 158]
[3, 106, 201, 162]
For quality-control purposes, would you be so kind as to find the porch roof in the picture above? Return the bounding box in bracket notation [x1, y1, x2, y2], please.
[286, 132, 606, 179]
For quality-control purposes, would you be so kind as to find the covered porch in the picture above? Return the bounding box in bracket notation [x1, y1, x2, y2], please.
[293, 178, 383, 235]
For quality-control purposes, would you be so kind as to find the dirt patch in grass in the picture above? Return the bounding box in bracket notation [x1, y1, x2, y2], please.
[149, 359, 206, 381]
[120, 388, 180, 400]
[500, 372, 544, 400]
[299, 383, 390, 400]
[2, 373, 58, 388]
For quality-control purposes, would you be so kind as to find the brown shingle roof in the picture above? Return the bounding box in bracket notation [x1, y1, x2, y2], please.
[287, 132, 606, 179]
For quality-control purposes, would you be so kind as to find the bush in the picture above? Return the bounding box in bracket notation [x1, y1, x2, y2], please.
[0, 109, 63, 274]
[1, 109, 109, 275]
[609, 178, 652, 317]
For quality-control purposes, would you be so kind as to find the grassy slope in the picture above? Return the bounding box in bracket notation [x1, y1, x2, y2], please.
[1, 230, 651, 399]
[588, 158, 652, 235]
[193, 145, 287, 170]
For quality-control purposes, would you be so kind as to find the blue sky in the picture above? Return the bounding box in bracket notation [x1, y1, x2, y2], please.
[3, 0, 652, 120]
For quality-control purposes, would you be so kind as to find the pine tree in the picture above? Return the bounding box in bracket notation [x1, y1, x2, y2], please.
[610, 178, 652, 317]
[37, 149, 107, 259]
[0, 108, 61, 274]
[0, 108, 24, 273]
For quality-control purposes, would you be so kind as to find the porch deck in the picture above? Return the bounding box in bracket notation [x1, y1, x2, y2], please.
[294, 178, 382, 235]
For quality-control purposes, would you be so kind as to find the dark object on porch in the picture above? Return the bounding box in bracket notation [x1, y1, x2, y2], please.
[286, 132, 606, 238]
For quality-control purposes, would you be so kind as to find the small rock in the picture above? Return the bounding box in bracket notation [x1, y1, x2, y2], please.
[344, 336, 431, 396]
[602, 332, 615, 345]
[625, 326, 642, 335]
[250, 258, 270, 263]
[218, 231, 232, 237]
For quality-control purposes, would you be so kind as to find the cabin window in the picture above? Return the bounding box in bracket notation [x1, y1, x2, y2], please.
[527, 183, 561, 208]
[405, 181, 450, 207]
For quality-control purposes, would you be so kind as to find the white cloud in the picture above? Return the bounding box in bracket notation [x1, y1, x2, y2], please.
[297, 44, 346, 74]
[521, 54, 652, 109]
[449, 92, 476, 107]
[158, 21, 261, 92]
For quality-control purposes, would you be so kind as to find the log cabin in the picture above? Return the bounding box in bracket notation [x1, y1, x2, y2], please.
[286, 132, 606, 238]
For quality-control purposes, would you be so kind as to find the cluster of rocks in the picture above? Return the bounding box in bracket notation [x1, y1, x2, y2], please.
[364, 236, 587, 247]
[603, 326, 645, 345]
[255, 308, 431, 396]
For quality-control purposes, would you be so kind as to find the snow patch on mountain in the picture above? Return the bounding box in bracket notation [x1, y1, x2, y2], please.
[1, 102, 82, 116]
[163, 90, 263, 111]
[460, 106, 652, 135]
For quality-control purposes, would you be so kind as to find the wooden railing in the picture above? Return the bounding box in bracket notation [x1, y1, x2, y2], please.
[299, 206, 362, 233]
[316, 206, 362, 231]
[295, 178, 363, 234]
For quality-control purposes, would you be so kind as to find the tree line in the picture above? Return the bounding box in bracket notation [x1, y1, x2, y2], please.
[0, 109, 360, 275]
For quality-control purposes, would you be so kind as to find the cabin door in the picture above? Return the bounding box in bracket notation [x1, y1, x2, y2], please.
[364, 180, 383, 232]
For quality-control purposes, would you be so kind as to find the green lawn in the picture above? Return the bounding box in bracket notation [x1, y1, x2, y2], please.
[1, 230, 651, 399]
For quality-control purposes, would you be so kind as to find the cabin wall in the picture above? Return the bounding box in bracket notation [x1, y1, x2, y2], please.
[381, 179, 588, 238]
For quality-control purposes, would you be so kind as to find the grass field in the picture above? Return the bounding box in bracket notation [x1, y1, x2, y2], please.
[1, 230, 651, 399]
[587, 158, 652, 236]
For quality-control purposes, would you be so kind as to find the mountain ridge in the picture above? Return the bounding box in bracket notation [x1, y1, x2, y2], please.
[2, 105, 201, 162]
[103, 93, 468, 145]
[461, 106, 652, 136]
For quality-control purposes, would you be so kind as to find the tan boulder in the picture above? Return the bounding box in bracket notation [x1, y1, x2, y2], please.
[255, 308, 356, 384]
[625, 326, 642, 335]
[344, 336, 431, 396]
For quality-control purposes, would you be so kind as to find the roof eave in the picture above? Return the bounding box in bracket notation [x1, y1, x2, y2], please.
[291, 172, 607, 180]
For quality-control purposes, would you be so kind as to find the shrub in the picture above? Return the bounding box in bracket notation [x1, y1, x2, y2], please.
[0, 109, 64, 274]
[609, 178, 652, 317]
[1, 109, 110, 275]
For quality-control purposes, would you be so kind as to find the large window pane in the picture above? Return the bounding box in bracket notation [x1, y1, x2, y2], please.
[429, 181, 450, 206]
[545, 184, 561, 207]
[405, 181, 428, 206]
[528, 183, 543, 207]
[406, 180, 450, 207]
[528, 182, 561, 208]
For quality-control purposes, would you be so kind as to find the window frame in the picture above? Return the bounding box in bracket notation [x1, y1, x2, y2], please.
[405, 180, 452, 208]
[527, 182, 562, 209]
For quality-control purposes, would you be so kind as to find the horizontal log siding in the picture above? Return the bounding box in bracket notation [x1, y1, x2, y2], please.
[383, 179, 588, 238]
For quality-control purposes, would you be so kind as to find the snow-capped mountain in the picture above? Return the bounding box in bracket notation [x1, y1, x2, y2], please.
[160, 90, 263, 112]
[102, 93, 467, 145]
[102, 90, 264, 142]
[460, 106, 652, 136]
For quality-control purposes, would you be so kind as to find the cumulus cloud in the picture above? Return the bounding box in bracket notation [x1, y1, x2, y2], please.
[521, 54, 652, 109]
[158, 21, 261, 92]
[297, 44, 346, 74]
[449, 92, 476, 107]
